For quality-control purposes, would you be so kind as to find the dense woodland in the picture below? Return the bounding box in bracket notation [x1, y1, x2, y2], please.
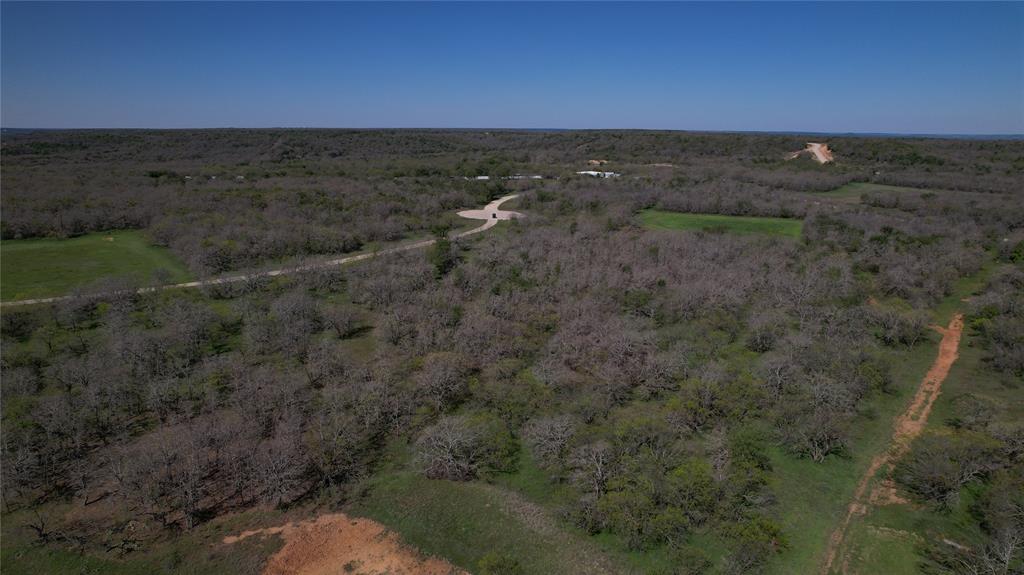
[1, 130, 1022, 574]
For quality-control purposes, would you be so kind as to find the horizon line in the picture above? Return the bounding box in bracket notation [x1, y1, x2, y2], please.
[2, 127, 1022, 141]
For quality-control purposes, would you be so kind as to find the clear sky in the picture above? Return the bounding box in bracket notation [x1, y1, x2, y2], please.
[2, 2, 1022, 134]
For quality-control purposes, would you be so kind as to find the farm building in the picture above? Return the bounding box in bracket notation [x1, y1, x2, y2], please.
[576, 170, 621, 178]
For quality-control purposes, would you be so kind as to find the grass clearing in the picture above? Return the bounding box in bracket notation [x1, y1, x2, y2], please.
[351, 443, 634, 574]
[638, 210, 803, 238]
[352, 471, 579, 573]
[819, 182, 941, 202]
[491, 452, 678, 573]
[1, 230, 191, 301]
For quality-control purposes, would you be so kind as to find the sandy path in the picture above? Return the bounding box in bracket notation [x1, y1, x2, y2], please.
[1, 195, 523, 308]
[224, 513, 466, 575]
[819, 313, 964, 574]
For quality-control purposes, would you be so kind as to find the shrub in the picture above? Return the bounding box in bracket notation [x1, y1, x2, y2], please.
[413, 414, 517, 480]
[894, 430, 1003, 507]
[521, 415, 576, 469]
[721, 515, 788, 574]
[871, 307, 929, 347]
[477, 552, 523, 575]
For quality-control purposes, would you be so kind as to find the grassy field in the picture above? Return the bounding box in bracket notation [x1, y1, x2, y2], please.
[818, 182, 940, 202]
[351, 443, 643, 575]
[1, 230, 191, 301]
[638, 210, 803, 238]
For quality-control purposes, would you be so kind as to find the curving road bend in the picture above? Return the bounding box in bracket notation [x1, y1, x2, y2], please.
[1, 194, 523, 308]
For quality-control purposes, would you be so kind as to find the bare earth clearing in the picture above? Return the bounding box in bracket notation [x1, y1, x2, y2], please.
[224, 513, 466, 575]
[820, 313, 965, 574]
[787, 142, 835, 164]
[0, 195, 523, 308]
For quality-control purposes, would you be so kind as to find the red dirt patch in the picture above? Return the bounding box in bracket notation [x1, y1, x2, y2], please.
[819, 314, 964, 574]
[867, 479, 910, 507]
[225, 513, 466, 575]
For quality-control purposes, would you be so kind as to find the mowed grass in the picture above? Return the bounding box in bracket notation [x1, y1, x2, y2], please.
[1, 230, 191, 301]
[638, 210, 803, 238]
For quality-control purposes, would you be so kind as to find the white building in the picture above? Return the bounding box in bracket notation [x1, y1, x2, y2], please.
[576, 170, 621, 178]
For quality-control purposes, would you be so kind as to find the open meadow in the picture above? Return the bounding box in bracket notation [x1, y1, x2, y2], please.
[638, 210, 804, 238]
[1, 230, 191, 301]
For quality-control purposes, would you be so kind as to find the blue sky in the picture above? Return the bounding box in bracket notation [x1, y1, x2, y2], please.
[2, 2, 1022, 134]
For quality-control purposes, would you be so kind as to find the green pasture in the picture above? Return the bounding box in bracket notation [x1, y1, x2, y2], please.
[638, 210, 803, 238]
[1, 230, 191, 301]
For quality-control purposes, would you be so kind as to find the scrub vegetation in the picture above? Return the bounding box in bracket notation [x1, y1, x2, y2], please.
[1, 129, 1022, 574]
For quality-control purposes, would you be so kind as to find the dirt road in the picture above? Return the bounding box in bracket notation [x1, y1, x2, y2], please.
[819, 313, 965, 574]
[787, 142, 835, 164]
[0, 195, 523, 308]
[807, 142, 835, 164]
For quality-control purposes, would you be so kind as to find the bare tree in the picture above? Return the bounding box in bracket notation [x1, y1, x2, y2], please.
[522, 415, 576, 469]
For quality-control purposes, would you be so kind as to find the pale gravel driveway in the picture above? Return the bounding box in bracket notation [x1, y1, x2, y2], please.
[1, 194, 523, 308]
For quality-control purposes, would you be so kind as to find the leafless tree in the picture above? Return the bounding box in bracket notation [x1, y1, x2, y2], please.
[522, 415, 576, 469]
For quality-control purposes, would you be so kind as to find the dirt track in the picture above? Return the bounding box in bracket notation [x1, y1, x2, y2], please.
[1, 195, 522, 308]
[224, 513, 466, 575]
[819, 313, 964, 574]
[807, 142, 835, 164]
[787, 142, 835, 164]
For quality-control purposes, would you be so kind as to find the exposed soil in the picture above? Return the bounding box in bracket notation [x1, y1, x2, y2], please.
[819, 313, 964, 574]
[787, 142, 835, 164]
[224, 513, 466, 575]
[867, 479, 910, 506]
[808, 143, 835, 164]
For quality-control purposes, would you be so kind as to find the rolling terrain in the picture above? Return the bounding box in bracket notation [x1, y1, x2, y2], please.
[1, 130, 1021, 575]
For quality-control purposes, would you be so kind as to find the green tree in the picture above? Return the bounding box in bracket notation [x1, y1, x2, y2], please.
[429, 236, 456, 278]
[478, 552, 523, 575]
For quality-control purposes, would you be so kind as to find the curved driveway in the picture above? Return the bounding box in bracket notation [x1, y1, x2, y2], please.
[1, 195, 523, 308]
